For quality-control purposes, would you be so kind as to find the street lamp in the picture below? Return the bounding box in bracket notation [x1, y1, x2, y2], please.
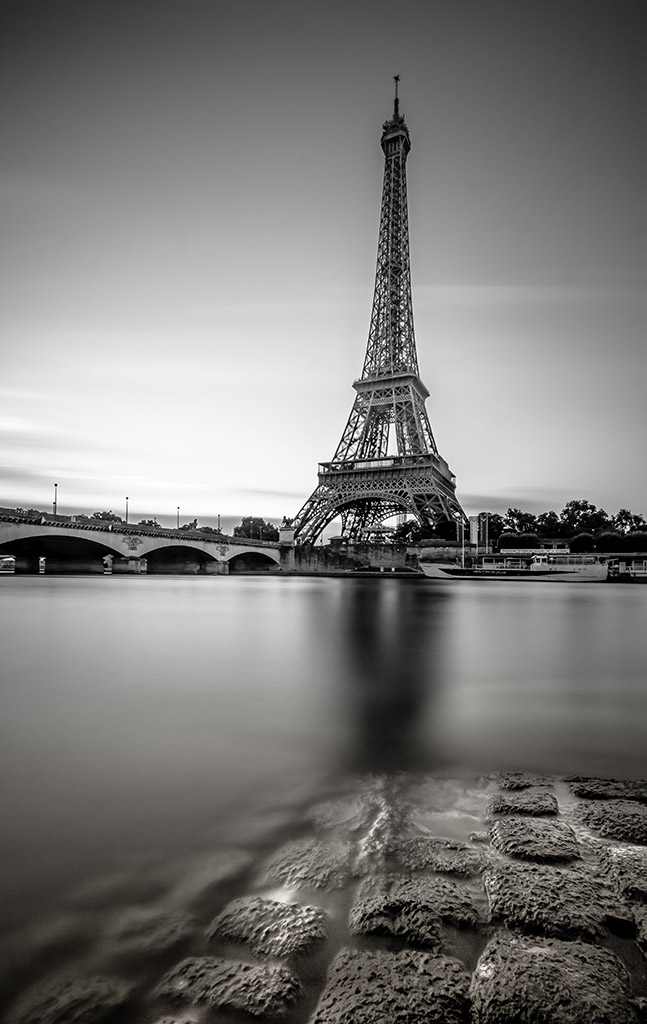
[453, 511, 465, 568]
[53, 483, 58, 515]
[177, 506, 180, 529]
[125, 497, 129, 524]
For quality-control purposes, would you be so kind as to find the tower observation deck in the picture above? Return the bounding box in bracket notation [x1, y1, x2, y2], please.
[292, 79, 467, 544]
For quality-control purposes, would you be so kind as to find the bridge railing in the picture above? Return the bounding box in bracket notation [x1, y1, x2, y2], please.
[0, 508, 279, 547]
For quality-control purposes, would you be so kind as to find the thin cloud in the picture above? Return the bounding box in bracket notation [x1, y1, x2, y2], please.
[0, 465, 53, 487]
[239, 486, 310, 501]
[459, 488, 617, 516]
[416, 284, 640, 309]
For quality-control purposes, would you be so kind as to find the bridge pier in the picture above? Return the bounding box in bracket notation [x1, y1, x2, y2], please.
[103, 555, 228, 575]
[279, 546, 296, 572]
[111, 556, 148, 575]
[146, 556, 227, 575]
[206, 560, 228, 575]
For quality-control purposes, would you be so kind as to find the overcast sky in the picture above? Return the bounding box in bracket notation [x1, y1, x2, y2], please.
[1, 0, 645, 531]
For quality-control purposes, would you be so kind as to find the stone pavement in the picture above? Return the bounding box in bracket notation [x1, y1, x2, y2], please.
[6, 771, 647, 1023]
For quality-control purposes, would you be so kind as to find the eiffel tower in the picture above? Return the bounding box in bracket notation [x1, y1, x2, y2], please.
[292, 78, 466, 544]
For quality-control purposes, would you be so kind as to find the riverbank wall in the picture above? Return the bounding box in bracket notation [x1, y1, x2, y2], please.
[280, 542, 420, 574]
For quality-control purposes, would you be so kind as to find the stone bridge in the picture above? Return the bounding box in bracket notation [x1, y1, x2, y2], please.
[0, 508, 286, 575]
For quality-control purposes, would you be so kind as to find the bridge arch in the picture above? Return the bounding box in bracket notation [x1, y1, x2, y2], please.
[0, 515, 284, 575]
[0, 531, 123, 574]
[144, 543, 221, 575]
[227, 550, 281, 573]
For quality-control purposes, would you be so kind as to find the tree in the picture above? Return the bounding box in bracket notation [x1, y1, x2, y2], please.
[624, 531, 647, 552]
[91, 510, 124, 523]
[595, 531, 625, 552]
[481, 513, 505, 541]
[391, 520, 421, 545]
[499, 532, 540, 549]
[595, 531, 647, 553]
[233, 517, 279, 541]
[179, 519, 198, 531]
[570, 532, 595, 553]
[559, 500, 609, 536]
[498, 532, 517, 549]
[535, 510, 562, 536]
[503, 508, 538, 534]
[611, 508, 647, 534]
[391, 519, 439, 545]
[433, 518, 462, 541]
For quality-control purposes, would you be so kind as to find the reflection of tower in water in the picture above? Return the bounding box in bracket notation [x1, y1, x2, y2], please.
[338, 582, 450, 773]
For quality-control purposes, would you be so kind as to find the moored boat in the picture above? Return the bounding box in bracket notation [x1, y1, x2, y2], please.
[606, 557, 647, 583]
[421, 552, 609, 583]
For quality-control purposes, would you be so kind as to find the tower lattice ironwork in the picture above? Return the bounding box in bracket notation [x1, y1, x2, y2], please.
[292, 79, 466, 544]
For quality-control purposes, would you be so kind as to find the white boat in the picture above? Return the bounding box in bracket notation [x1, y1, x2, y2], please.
[421, 552, 609, 583]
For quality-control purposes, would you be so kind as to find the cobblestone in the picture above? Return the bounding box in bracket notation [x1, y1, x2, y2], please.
[206, 895, 328, 957]
[151, 1018, 198, 1024]
[565, 776, 647, 803]
[350, 873, 479, 943]
[260, 837, 355, 890]
[489, 816, 580, 861]
[487, 789, 559, 817]
[470, 931, 639, 1023]
[483, 861, 632, 939]
[310, 947, 470, 1023]
[103, 906, 195, 955]
[635, 906, 647, 955]
[496, 770, 555, 789]
[599, 844, 647, 900]
[155, 956, 301, 1019]
[576, 799, 647, 844]
[7, 974, 131, 1024]
[395, 836, 488, 875]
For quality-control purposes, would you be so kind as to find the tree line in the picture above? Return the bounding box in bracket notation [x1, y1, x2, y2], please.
[25, 502, 647, 550]
[393, 499, 647, 549]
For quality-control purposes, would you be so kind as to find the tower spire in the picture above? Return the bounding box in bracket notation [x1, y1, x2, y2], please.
[291, 92, 466, 544]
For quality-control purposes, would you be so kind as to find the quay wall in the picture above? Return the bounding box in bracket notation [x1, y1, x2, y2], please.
[284, 543, 420, 574]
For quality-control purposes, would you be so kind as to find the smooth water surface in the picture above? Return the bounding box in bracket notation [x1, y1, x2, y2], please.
[0, 575, 645, 1010]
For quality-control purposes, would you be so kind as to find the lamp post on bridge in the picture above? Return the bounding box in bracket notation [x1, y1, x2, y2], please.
[125, 497, 129, 524]
[53, 483, 58, 516]
[177, 506, 180, 530]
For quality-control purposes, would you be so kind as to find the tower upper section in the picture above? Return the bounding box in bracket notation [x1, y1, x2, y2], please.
[361, 77, 418, 380]
[380, 75, 411, 157]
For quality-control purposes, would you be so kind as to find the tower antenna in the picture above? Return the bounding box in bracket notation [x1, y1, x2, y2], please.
[393, 74, 400, 116]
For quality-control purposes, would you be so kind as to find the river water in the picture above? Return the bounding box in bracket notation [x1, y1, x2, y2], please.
[0, 575, 645, 1016]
